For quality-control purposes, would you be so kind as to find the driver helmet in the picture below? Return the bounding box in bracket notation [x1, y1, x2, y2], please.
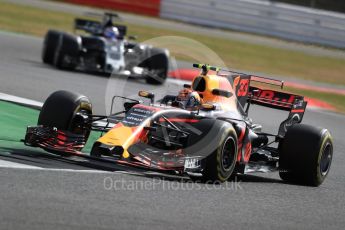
[176, 89, 202, 109]
[104, 26, 119, 40]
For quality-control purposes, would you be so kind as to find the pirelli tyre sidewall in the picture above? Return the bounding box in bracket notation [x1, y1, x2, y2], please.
[38, 90, 92, 144]
[279, 123, 333, 187]
[191, 121, 238, 183]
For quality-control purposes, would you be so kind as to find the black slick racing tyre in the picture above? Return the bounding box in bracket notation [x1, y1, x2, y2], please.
[38, 90, 93, 148]
[196, 126, 238, 183]
[279, 124, 333, 187]
[53, 33, 79, 70]
[42, 30, 61, 64]
[144, 48, 169, 85]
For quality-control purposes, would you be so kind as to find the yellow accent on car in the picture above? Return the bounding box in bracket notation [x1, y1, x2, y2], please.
[97, 125, 138, 158]
[191, 73, 238, 113]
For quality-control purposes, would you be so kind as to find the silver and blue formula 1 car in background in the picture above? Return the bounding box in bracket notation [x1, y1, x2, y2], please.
[42, 12, 169, 84]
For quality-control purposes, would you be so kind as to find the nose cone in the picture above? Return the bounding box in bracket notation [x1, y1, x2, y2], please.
[96, 124, 144, 158]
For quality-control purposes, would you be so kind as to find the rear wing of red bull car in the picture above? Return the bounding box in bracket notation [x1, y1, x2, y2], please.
[193, 64, 307, 137]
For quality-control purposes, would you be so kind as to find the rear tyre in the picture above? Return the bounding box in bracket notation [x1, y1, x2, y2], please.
[38, 90, 93, 150]
[144, 48, 169, 85]
[194, 127, 238, 183]
[42, 30, 60, 64]
[279, 124, 333, 186]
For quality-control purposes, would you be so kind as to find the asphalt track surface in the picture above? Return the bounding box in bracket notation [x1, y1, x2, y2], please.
[0, 31, 345, 230]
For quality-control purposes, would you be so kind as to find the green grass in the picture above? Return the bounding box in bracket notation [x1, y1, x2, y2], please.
[0, 100, 99, 153]
[0, 101, 39, 142]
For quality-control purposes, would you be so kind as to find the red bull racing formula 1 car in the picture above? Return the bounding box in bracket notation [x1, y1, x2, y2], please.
[24, 64, 333, 186]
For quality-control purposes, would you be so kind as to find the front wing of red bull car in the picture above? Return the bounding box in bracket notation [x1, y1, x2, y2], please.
[24, 64, 333, 186]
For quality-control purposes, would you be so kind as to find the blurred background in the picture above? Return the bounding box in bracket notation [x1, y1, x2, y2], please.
[270, 0, 345, 13]
[0, 0, 345, 113]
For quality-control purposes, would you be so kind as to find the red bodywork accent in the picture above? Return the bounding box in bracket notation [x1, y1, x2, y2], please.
[250, 88, 300, 110]
[291, 109, 305, 113]
[57, 131, 67, 141]
[244, 143, 252, 162]
[133, 104, 161, 112]
[255, 90, 295, 108]
[158, 118, 199, 123]
[237, 126, 246, 162]
[237, 79, 250, 97]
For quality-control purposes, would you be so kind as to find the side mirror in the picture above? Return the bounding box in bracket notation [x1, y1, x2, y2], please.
[212, 89, 233, 98]
[124, 101, 139, 112]
[138, 91, 155, 103]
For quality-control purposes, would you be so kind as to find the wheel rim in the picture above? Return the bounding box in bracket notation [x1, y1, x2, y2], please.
[320, 142, 332, 176]
[70, 109, 91, 136]
[221, 136, 236, 171]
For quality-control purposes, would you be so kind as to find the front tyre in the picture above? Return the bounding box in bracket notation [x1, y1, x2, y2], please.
[53, 33, 79, 70]
[144, 48, 169, 85]
[197, 127, 238, 183]
[279, 124, 333, 186]
[38, 90, 93, 150]
[42, 30, 61, 64]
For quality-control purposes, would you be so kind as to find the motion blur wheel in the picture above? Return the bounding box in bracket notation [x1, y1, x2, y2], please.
[42, 30, 60, 64]
[53, 33, 79, 70]
[143, 48, 169, 85]
[279, 124, 333, 187]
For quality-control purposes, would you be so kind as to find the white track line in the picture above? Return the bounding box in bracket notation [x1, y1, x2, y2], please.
[0, 159, 160, 175]
[0, 159, 111, 173]
[0, 159, 42, 169]
[0, 92, 43, 109]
